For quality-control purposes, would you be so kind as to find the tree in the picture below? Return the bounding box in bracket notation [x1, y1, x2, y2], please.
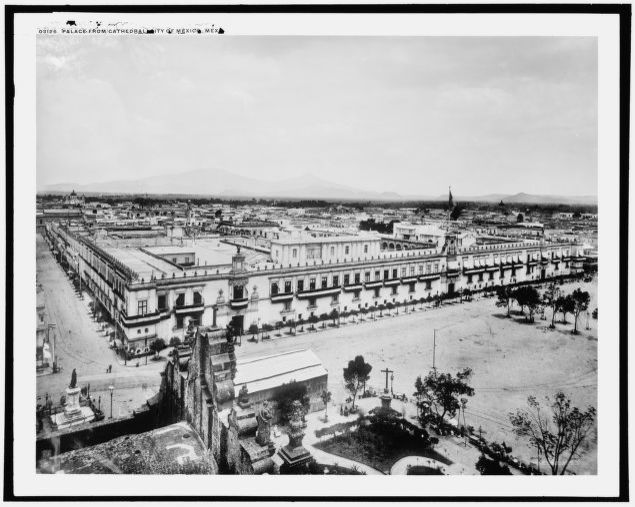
[509, 392, 596, 475]
[261, 323, 273, 339]
[286, 319, 296, 335]
[542, 283, 560, 328]
[475, 454, 512, 475]
[496, 286, 513, 317]
[329, 308, 340, 326]
[319, 313, 329, 329]
[149, 338, 166, 355]
[516, 213, 524, 223]
[414, 368, 475, 423]
[247, 323, 259, 340]
[274, 381, 310, 423]
[514, 286, 542, 322]
[321, 390, 332, 421]
[570, 289, 591, 334]
[558, 295, 575, 324]
[343, 356, 373, 409]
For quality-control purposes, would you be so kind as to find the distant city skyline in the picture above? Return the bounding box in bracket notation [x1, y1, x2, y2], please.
[37, 36, 598, 196]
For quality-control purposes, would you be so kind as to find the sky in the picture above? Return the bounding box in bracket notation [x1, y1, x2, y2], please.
[37, 36, 598, 196]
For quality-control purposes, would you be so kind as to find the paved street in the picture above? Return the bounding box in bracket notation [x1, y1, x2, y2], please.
[36, 235, 164, 415]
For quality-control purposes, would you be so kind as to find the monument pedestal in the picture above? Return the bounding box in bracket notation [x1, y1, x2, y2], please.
[277, 402, 314, 473]
[52, 386, 94, 430]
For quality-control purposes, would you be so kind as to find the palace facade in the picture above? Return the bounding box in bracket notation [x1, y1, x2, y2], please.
[44, 223, 586, 353]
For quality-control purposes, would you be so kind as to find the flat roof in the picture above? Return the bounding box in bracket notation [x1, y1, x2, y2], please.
[271, 234, 378, 246]
[102, 246, 181, 279]
[234, 349, 327, 396]
[105, 240, 269, 278]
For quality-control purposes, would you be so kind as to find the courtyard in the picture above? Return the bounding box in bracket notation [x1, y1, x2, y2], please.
[237, 278, 598, 474]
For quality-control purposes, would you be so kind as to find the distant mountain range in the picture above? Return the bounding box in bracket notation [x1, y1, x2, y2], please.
[39, 168, 597, 205]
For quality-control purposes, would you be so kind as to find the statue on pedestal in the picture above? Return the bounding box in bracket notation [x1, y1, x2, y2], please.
[69, 368, 77, 389]
[256, 401, 273, 447]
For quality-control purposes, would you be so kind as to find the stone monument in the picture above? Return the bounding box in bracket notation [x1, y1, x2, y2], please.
[256, 401, 274, 451]
[52, 369, 95, 429]
[277, 400, 313, 473]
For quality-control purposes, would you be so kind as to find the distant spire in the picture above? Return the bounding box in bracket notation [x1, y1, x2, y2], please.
[448, 186, 454, 210]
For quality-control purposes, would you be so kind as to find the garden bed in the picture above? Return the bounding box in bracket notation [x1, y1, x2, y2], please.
[314, 424, 451, 474]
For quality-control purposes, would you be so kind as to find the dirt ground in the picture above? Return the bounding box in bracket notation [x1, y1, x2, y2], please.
[238, 278, 598, 474]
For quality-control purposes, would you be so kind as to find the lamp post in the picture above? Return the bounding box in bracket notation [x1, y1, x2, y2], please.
[47, 324, 57, 372]
[109, 385, 114, 419]
[390, 373, 394, 395]
[460, 397, 468, 447]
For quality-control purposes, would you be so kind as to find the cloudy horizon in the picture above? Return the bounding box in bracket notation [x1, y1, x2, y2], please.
[37, 35, 598, 197]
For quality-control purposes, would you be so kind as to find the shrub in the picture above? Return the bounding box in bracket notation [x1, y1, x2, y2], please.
[149, 338, 167, 354]
[169, 337, 181, 347]
[475, 454, 512, 475]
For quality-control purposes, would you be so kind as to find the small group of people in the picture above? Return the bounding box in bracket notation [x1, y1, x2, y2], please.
[105, 364, 112, 373]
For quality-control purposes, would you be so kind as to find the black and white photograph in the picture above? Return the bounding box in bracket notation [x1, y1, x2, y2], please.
[4, 3, 629, 501]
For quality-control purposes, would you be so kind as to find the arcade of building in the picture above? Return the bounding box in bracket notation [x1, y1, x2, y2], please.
[44, 223, 586, 353]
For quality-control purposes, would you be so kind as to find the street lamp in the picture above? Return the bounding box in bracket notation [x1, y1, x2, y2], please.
[109, 385, 114, 419]
[460, 397, 468, 447]
[47, 324, 57, 372]
[390, 373, 394, 395]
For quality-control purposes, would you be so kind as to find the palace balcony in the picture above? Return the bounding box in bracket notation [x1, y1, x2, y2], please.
[270, 292, 294, 303]
[401, 276, 418, 284]
[342, 283, 363, 292]
[462, 267, 486, 275]
[296, 286, 341, 299]
[363, 280, 383, 289]
[383, 278, 400, 287]
[418, 273, 441, 281]
[175, 302, 205, 314]
[446, 269, 460, 278]
[280, 308, 295, 316]
[120, 310, 163, 327]
[229, 298, 249, 310]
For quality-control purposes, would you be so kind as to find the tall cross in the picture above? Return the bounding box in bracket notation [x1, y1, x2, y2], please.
[381, 368, 394, 393]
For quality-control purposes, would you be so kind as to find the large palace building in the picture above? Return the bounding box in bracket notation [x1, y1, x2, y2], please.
[44, 223, 586, 353]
